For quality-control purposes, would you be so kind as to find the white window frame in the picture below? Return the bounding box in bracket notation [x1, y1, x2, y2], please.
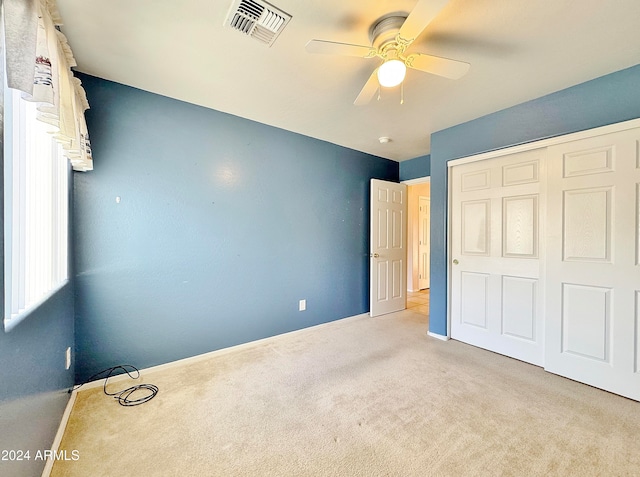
[3, 87, 70, 332]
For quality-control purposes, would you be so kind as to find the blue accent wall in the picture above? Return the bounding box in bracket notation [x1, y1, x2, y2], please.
[399, 154, 430, 181]
[429, 64, 640, 336]
[73, 74, 398, 382]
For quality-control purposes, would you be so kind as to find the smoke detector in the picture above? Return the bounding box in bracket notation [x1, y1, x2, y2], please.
[224, 0, 291, 47]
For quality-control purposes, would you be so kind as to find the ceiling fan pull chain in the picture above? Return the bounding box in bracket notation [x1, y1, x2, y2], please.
[377, 86, 381, 101]
[400, 82, 404, 105]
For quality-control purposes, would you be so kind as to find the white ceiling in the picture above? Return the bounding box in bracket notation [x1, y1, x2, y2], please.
[56, 0, 640, 161]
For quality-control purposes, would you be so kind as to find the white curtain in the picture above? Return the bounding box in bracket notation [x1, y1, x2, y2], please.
[2, 0, 92, 171]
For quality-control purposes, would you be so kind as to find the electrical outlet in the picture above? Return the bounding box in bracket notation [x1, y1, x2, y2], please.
[65, 347, 71, 370]
[299, 299, 306, 311]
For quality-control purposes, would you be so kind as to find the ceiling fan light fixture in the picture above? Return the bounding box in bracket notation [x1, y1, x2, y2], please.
[377, 59, 406, 88]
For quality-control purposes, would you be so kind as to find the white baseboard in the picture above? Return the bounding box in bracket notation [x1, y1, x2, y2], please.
[76, 313, 371, 391]
[41, 390, 77, 477]
[427, 331, 449, 341]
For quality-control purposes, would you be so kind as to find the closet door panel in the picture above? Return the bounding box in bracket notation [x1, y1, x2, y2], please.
[545, 128, 640, 401]
[450, 149, 545, 366]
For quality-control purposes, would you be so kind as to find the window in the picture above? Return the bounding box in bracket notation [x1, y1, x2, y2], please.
[3, 87, 70, 332]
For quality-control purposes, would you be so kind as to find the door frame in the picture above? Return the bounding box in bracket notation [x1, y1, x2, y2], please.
[418, 196, 430, 291]
[402, 176, 431, 294]
[445, 117, 640, 341]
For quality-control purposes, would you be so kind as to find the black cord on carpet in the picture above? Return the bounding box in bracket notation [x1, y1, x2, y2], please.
[71, 365, 158, 406]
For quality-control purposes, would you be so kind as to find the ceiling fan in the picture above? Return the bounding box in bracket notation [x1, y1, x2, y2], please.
[305, 0, 470, 105]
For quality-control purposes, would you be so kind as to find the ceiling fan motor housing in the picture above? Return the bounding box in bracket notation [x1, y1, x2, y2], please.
[369, 15, 408, 50]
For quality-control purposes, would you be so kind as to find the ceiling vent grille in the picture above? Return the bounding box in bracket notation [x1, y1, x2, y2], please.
[224, 0, 291, 47]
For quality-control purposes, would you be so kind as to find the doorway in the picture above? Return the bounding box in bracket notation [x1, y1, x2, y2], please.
[404, 178, 431, 316]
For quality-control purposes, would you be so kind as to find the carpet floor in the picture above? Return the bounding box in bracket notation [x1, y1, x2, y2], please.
[52, 304, 640, 476]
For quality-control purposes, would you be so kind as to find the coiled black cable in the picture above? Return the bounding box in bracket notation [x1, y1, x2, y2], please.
[72, 365, 158, 406]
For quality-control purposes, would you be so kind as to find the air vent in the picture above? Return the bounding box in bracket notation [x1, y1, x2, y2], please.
[224, 0, 291, 47]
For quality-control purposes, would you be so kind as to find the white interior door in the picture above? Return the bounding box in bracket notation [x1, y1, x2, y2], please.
[450, 149, 545, 365]
[544, 128, 640, 401]
[418, 197, 430, 289]
[370, 179, 407, 317]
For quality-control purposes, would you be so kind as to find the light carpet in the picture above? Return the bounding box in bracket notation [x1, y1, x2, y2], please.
[52, 309, 640, 476]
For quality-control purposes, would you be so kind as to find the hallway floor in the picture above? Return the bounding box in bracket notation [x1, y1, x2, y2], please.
[407, 289, 429, 317]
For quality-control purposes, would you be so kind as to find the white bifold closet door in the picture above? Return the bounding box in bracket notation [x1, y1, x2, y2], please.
[450, 149, 545, 366]
[544, 128, 640, 401]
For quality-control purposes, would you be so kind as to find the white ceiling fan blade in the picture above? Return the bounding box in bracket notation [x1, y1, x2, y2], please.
[398, 0, 449, 45]
[405, 53, 470, 79]
[354, 68, 380, 106]
[305, 39, 376, 58]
